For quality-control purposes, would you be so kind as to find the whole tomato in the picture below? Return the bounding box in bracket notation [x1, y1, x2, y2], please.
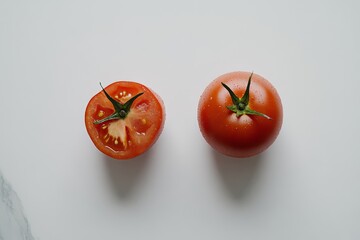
[197, 71, 283, 158]
[85, 81, 165, 160]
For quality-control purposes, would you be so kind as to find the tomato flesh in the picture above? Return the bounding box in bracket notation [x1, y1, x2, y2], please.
[85, 81, 165, 160]
[198, 72, 283, 158]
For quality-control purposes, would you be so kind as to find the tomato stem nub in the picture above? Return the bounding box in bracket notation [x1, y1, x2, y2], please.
[222, 72, 271, 119]
[93, 83, 144, 124]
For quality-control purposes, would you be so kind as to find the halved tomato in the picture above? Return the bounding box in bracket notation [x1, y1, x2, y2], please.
[85, 81, 165, 160]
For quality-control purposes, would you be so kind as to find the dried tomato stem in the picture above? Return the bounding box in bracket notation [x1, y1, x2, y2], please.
[94, 83, 143, 124]
[222, 73, 271, 119]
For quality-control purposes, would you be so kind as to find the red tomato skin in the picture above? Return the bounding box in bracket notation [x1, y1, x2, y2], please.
[85, 81, 165, 160]
[198, 72, 283, 158]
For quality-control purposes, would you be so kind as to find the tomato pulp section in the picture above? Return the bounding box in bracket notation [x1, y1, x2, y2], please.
[92, 99, 152, 152]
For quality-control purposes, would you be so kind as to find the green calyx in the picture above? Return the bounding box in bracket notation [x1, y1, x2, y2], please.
[221, 72, 271, 119]
[93, 83, 143, 124]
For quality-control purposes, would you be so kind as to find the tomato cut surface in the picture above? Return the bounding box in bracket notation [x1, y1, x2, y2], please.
[85, 81, 165, 160]
[198, 71, 283, 158]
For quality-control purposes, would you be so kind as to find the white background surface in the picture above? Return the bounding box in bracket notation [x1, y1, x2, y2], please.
[1, 0, 360, 239]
